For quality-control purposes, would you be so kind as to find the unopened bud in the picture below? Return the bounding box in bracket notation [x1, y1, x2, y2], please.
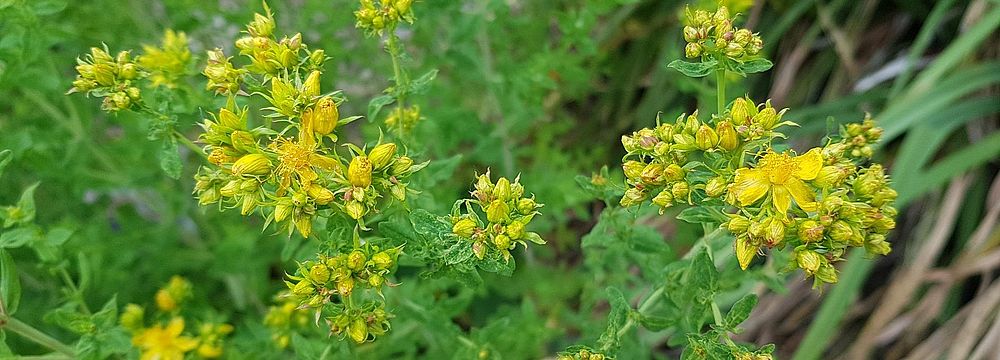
[716, 121, 738, 151]
[695, 124, 719, 150]
[232, 153, 272, 176]
[368, 143, 397, 170]
[486, 200, 510, 223]
[453, 218, 476, 238]
[313, 97, 339, 135]
[798, 220, 824, 242]
[348, 156, 373, 188]
[796, 250, 823, 274]
[705, 177, 726, 197]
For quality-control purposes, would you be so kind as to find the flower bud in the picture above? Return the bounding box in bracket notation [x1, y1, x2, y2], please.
[734, 29, 752, 45]
[493, 177, 512, 200]
[345, 201, 365, 220]
[372, 251, 393, 270]
[349, 317, 368, 343]
[796, 250, 823, 274]
[309, 49, 326, 67]
[730, 97, 752, 125]
[705, 176, 726, 197]
[695, 124, 719, 150]
[753, 106, 778, 129]
[866, 234, 891, 256]
[671, 181, 690, 200]
[249, 12, 275, 37]
[368, 143, 397, 171]
[308, 264, 331, 284]
[120, 63, 138, 80]
[652, 189, 674, 208]
[764, 218, 785, 247]
[815, 265, 838, 284]
[291, 280, 314, 296]
[619, 188, 646, 207]
[663, 163, 685, 182]
[493, 234, 511, 250]
[390, 156, 413, 175]
[119, 304, 145, 331]
[307, 184, 335, 205]
[347, 250, 366, 271]
[727, 215, 750, 234]
[725, 42, 744, 57]
[814, 165, 849, 188]
[218, 108, 243, 129]
[506, 221, 525, 240]
[623, 161, 645, 181]
[274, 202, 292, 222]
[683, 26, 699, 42]
[302, 70, 321, 99]
[230, 130, 256, 153]
[621, 135, 639, 153]
[517, 198, 537, 214]
[348, 156, 373, 188]
[453, 218, 476, 238]
[313, 97, 339, 135]
[735, 236, 757, 270]
[486, 200, 510, 223]
[716, 121, 738, 151]
[240, 194, 258, 215]
[232, 153, 272, 176]
[829, 221, 853, 243]
[685, 43, 702, 58]
[798, 220, 824, 242]
[640, 163, 665, 185]
[198, 187, 221, 205]
[472, 241, 487, 260]
[294, 214, 313, 238]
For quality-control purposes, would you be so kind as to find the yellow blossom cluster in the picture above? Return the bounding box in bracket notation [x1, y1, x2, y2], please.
[682, 6, 762, 60]
[191, 6, 424, 238]
[120, 276, 233, 360]
[355, 0, 415, 36]
[283, 245, 400, 343]
[137, 29, 192, 88]
[263, 292, 311, 349]
[621, 99, 897, 285]
[450, 171, 546, 262]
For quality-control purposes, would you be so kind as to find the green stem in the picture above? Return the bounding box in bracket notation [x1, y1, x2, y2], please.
[172, 130, 206, 159]
[711, 299, 737, 346]
[57, 267, 91, 315]
[716, 68, 726, 115]
[386, 32, 409, 137]
[1, 317, 76, 357]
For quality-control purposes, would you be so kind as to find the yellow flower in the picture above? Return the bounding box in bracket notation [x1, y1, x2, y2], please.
[270, 137, 340, 193]
[132, 318, 199, 360]
[731, 148, 822, 214]
[137, 30, 192, 88]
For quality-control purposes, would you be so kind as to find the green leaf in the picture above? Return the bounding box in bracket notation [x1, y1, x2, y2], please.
[638, 314, 673, 331]
[667, 59, 718, 78]
[733, 58, 773, 74]
[13, 182, 40, 225]
[410, 209, 450, 237]
[724, 293, 758, 330]
[0, 226, 41, 248]
[407, 69, 438, 95]
[159, 140, 182, 179]
[597, 287, 631, 355]
[688, 249, 718, 297]
[442, 237, 474, 265]
[524, 232, 545, 245]
[0, 249, 20, 315]
[0, 149, 11, 179]
[367, 94, 395, 122]
[676, 206, 728, 224]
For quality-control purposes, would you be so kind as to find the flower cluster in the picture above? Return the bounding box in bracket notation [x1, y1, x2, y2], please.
[682, 6, 763, 60]
[120, 276, 233, 359]
[557, 347, 608, 360]
[283, 245, 401, 343]
[262, 292, 311, 349]
[355, 0, 415, 36]
[137, 30, 192, 88]
[69, 46, 142, 111]
[450, 171, 546, 262]
[621, 97, 896, 285]
[385, 105, 421, 133]
[191, 7, 422, 238]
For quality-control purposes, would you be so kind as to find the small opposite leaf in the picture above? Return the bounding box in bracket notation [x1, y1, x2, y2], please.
[367, 94, 395, 123]
[0, 149, 12, 178]
[724, 293, 758, 330]
[735, 58, 773, 74]
[407, 69, 438, 95]
[667, 59, 718, 78]
[159, 140, 182, 179]
[676, 206, 728, 224]
[524, 232, 546, 245]
[638, 314, 673, 331]
[0, 249, 21, 315]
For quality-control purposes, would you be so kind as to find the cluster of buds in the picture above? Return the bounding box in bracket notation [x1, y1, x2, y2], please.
[154, 275, 192, 312]
[342, 143, 417, 221]
[557, 347, 608, 360]
[283, 246, 400, 343]
[722, 120, 897, 286]
[263, 292, 311, 349]
[682, 6, 763, 61]
[69, 46, 142, 111]
[136, 29, 192, 88]
[192, 6, 422, 238]
[354, 0, 415, 36]
[120, 276, 233, 359]
[328, 301, 392, 344]
[450, 172, 546, 262]
[232, 4, 324, 76]
[620, 99, 895, 285]
[384, 105, 421, 133]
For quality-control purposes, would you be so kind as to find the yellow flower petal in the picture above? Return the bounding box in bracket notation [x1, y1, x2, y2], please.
[733, 168, 769, 206]
[771, 185, 791, 215]
[167, 318, 185, 336]
[786, 177, 817, 211]
[735, 236, 757, 270]
[794, 148, 823, 180]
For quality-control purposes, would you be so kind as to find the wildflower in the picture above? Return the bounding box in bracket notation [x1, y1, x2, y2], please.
[132, 318, 199, 360]
[271, 136, 339, 191]
[137, 30, 192, 88]
[730, 148, 822, 214]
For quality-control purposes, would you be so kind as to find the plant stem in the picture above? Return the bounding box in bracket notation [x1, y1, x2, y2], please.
[173, 130, 206, 159]
[386, 32, 409, 138]
[716, 68, 726, 115]
[1, 317, 76, 357]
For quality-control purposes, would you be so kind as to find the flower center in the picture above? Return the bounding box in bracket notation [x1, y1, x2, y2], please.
[274, 137, 314, 176]
[757, 152, 797, 184]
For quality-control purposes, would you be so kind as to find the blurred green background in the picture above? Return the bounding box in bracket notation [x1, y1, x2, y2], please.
[1, 0, 998, 358]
